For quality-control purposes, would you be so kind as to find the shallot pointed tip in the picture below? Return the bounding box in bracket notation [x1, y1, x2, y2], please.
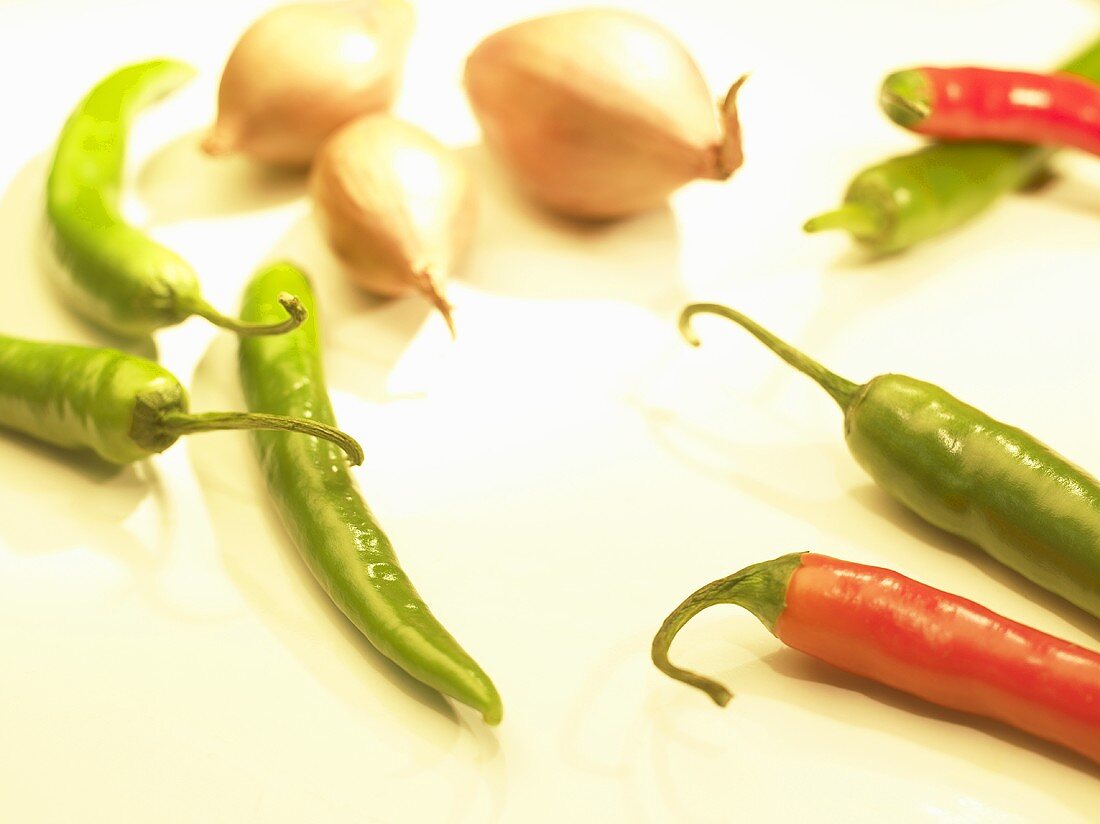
[201, 127, 237, 157]
[712, 74, 748, 179]
[415, 269, 456, 339]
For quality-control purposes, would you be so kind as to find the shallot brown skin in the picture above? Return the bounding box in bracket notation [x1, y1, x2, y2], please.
[463, 9, 744, 220]
[310, 114, 475, 334]
[204, 0, 415, 167]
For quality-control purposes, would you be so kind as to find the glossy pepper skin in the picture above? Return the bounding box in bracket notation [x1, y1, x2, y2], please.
[680, 304, 1100, 619]
[881, 66, 1100, 156]
[652, 552, 1100, 766]
[0, 333, 362, 466]
[46, 60, 303, 338]
[803, 37, 1100, 254]
[237, 262, 503, 724]
[0, 335, 185, 463]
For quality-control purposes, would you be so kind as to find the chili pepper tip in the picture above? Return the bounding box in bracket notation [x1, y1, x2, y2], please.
[481, 702, 504, 725]
[803, 202, 881, 237]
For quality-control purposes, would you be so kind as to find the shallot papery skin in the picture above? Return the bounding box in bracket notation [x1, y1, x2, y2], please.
[464, 9, 744, 219]
[310, 114, 476, 334]
[205, 0, 415, 167]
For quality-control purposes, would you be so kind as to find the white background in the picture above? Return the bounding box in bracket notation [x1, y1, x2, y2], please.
[2, 0, 1100, 821]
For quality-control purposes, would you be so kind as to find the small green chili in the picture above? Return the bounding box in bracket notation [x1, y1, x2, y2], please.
[46, 59, 303, 338]
[681, 302, 1100, 620]
[803, 35, 1100, 254]
[0, 326, 362, 466]
[238, 262, 503, 724]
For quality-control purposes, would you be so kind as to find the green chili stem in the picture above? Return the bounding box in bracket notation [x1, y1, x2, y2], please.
[159, 410, 364, 465]
[802, 202, 882, 238]
[189, 292, 308, 337]
[652, 553, 805, 707]
[652, 581, 737, 707]
[679, 303, 860, 409]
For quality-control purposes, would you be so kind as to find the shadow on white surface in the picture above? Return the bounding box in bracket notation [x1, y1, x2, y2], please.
[459, 143, 687, 314]
[768, 225, 989, 392]
[136, 129, 307, 224]
[648, 644, 1098, 820]
[641, 405, 859, 526]
[0, 430, 169, 579]
[557, 636, 693, 822]
[761, 647, 1100, 789]
[1026, 159, 1100, 219]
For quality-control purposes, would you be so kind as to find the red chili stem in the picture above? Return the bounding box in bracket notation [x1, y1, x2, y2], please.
[651, 553, 803, 706]
[881, 66, 1100, 155]
[653, 552, 1100, 766]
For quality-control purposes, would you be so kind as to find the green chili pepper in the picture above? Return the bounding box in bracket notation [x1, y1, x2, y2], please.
[46, 59, 304, 338]
[680, 303, 1100, 620]
[803, 36, 1100, 254]
[238, 262, 503, 724]
[0, 329, 363, 466]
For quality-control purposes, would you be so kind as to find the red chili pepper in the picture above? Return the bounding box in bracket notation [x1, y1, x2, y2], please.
[652, 552, 1100, 766]
[880, 66, 1100, 155]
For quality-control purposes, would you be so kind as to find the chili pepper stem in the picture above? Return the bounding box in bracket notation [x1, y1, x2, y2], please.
[802, 203, 883, 238]
[652, 553, 805, 706]
[679, 304, 860, 409]
[414, 269, 456, 339]
[189, 291, 308, 336]
[652, 585, 735, 706]
[158, 410, 364, 465]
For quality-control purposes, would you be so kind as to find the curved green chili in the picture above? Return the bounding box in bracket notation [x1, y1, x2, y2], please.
[46, 59, 304, 337]
[237, 262, 502, 724]
[680, 302, 1100, 620]
[0, 328, 362, 466]
[803, 35, 1100, 254]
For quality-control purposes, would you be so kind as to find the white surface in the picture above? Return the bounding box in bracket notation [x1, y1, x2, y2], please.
[2, 0, 1099, 821]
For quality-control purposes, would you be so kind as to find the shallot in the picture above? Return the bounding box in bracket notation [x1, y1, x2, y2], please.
[310, 114, 476, 334]
[204, 0, 415, 167]
[464, 9, 745, 219]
